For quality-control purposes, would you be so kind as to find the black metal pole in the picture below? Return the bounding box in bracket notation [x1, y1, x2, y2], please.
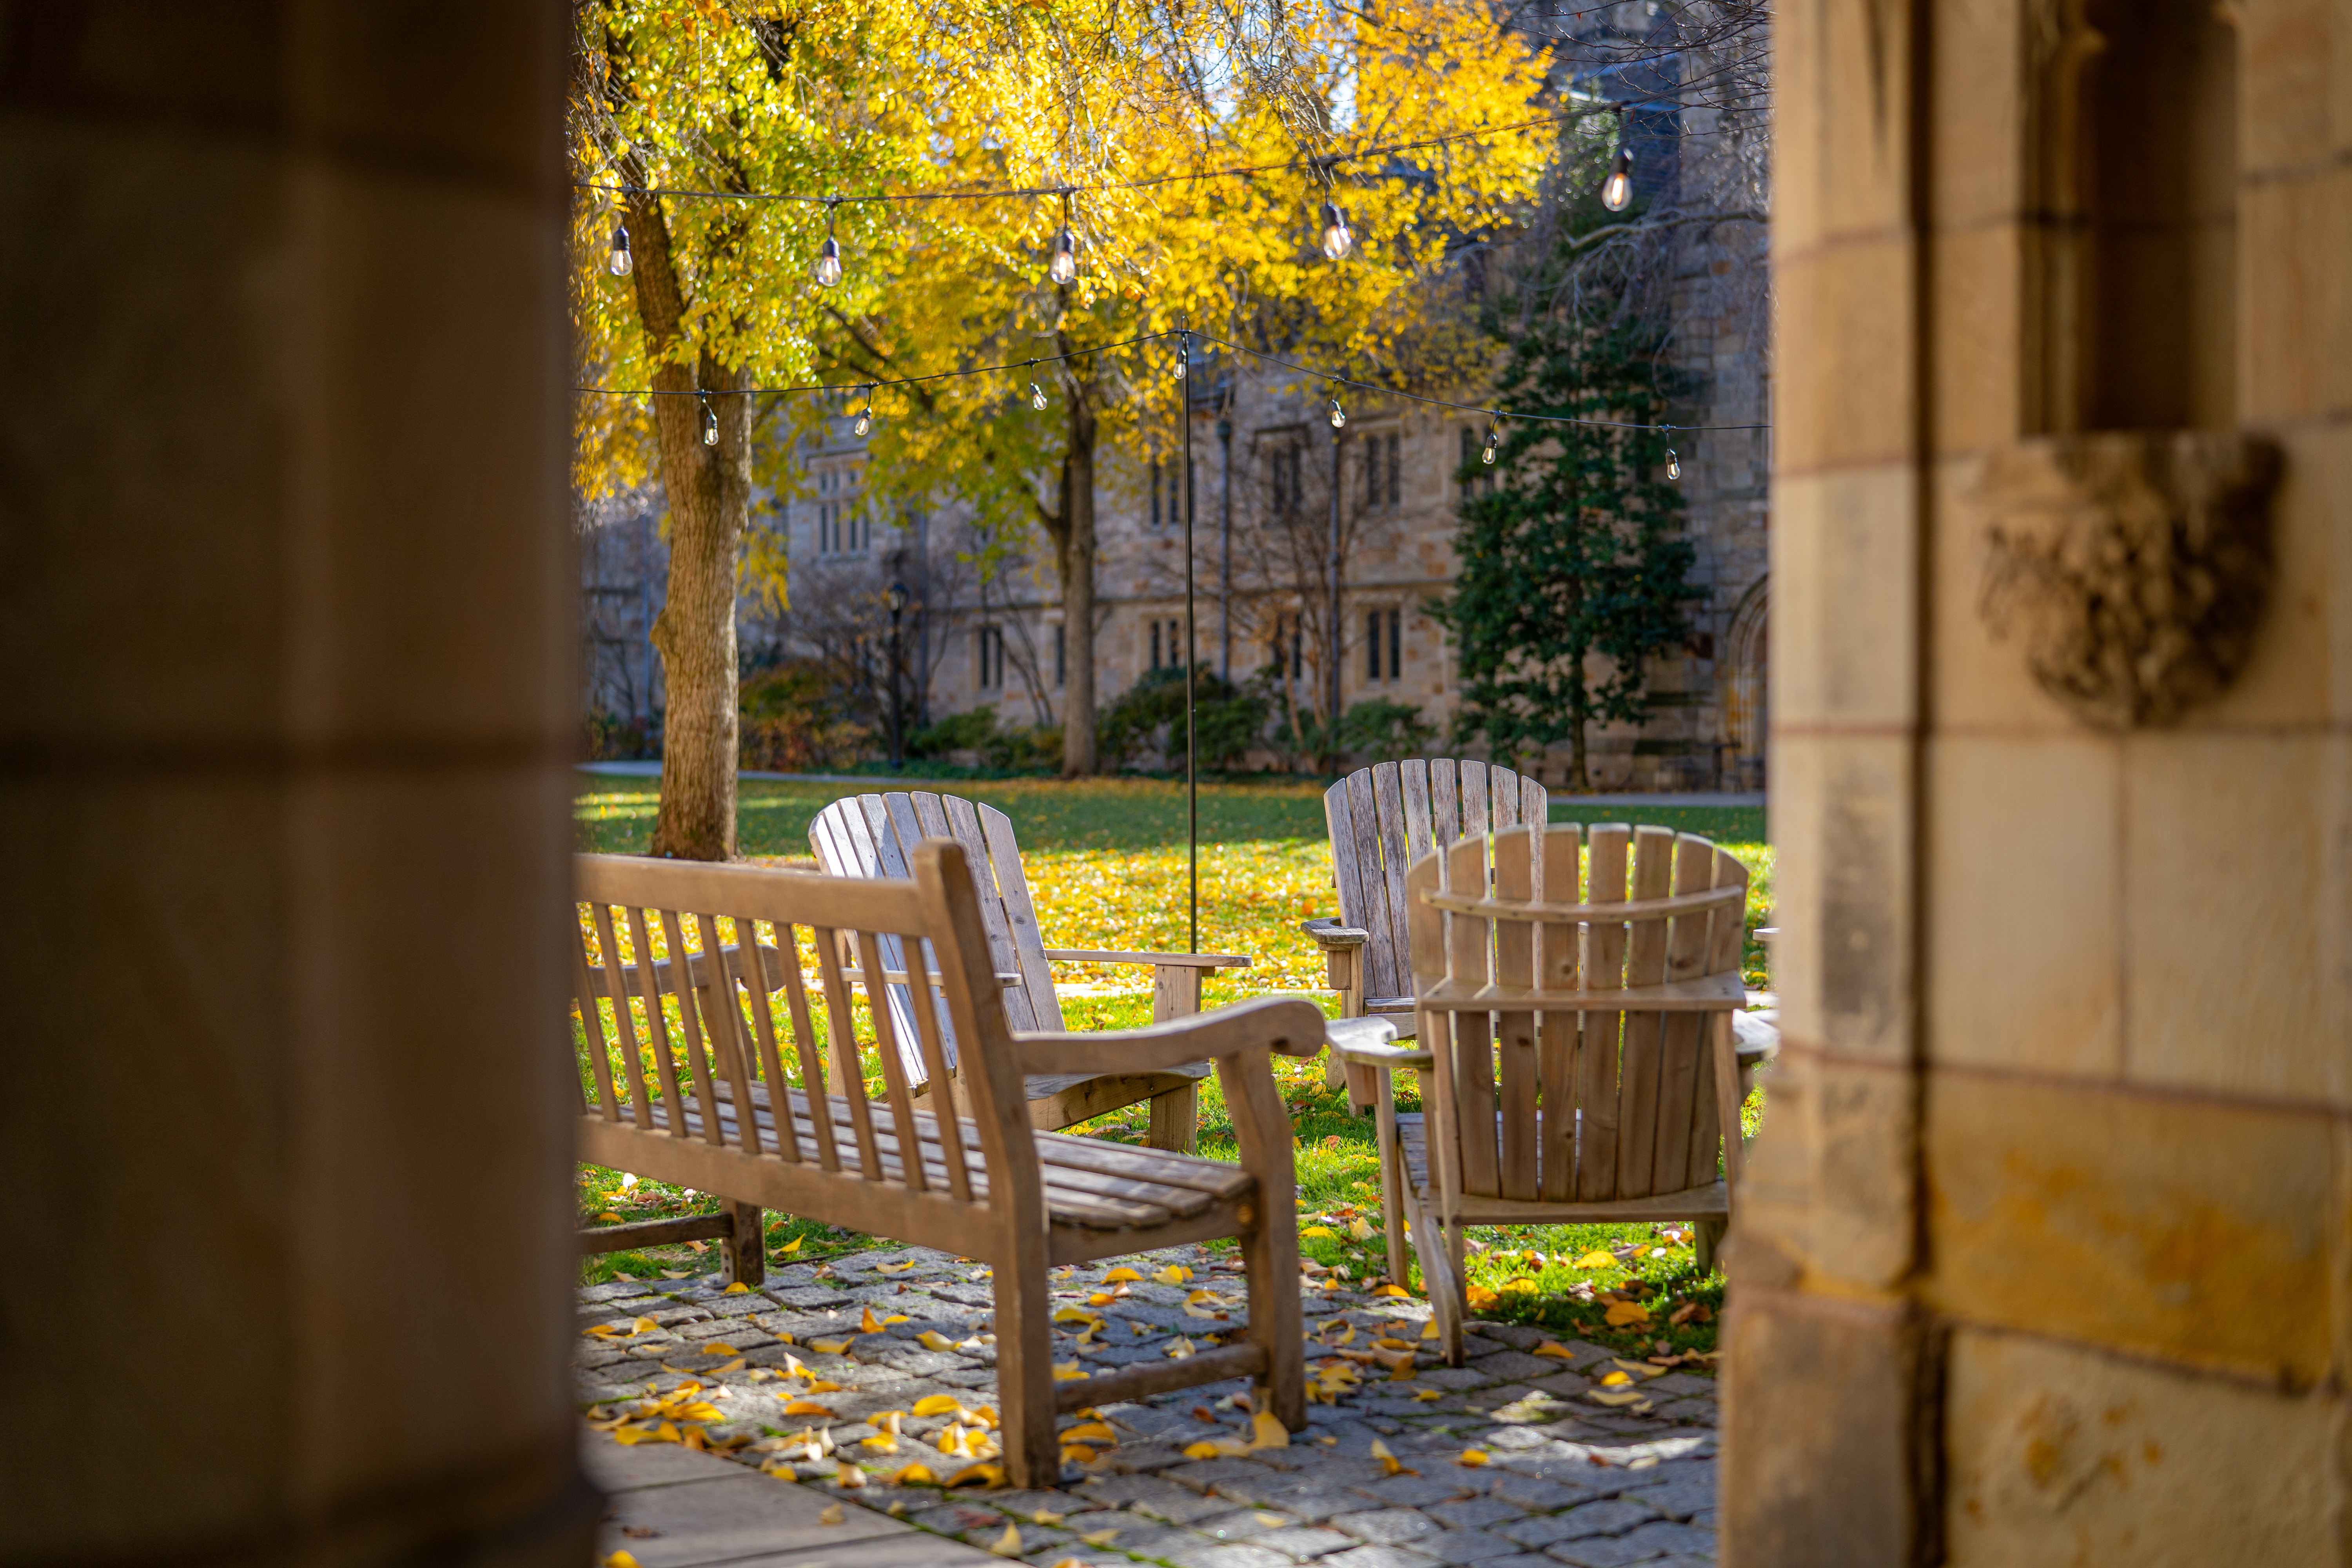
[1181, 323, 1198, 955]
[1327, 415, 1343, 774]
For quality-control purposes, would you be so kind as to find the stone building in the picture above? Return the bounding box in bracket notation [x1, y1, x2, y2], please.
[763, 13, 1774, 789]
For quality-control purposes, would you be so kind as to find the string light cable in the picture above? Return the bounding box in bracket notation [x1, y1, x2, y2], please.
[575, 327, 1769, 436]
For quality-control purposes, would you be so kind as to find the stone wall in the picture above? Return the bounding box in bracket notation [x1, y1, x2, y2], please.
[1721, 0, 2351, 1561]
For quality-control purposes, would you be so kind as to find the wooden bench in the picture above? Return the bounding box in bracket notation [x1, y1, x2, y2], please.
[566, 840, 1318, 1486]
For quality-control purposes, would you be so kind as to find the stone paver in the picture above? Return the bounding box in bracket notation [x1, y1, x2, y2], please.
[576, 1246, 1720, 1566]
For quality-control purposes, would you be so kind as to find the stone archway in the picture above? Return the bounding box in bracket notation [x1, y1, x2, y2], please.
[1721, 575, 1769, 791]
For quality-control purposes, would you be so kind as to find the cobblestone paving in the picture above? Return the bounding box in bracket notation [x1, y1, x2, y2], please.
[578, 1244, 1719, 1567]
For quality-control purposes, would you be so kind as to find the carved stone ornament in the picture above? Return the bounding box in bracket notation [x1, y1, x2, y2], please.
[1975, 432, 2281, 729]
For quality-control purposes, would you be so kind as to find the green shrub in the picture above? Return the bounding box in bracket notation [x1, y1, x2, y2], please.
[1098, 666, 1268, 772]
[739, 661, 868, 772]
[907, 708, 998, 759]
[1340, 697, 1438, 764]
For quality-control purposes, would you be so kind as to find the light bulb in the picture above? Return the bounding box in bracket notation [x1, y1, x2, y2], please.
[1601, 146, 1635, 212]
[853, 408, 872, 437]
[1174, 353, 1186, 381]
[607, 221, 633, 276]
[1048, 228, 1078, 285]
[1031, 382, 1048, 411]
[1319, 201, 1353, 261]
[1329, 397, 1346, 430]
[811, 235, 843, 287]
[1665, 448, 1681, 480]
[700, 399, 718, 446]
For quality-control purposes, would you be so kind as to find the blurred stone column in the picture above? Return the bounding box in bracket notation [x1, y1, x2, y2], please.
[0, 5, 587, 1564]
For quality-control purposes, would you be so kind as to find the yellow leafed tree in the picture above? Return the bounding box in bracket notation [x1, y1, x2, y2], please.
[571, 0, 1554, 842]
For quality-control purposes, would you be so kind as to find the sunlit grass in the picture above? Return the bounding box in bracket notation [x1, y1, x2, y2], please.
[573, 774, 1771, 1356]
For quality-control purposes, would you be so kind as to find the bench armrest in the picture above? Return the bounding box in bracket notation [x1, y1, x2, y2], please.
[1043, 949, 1252, 969]
[1299, 919, 1369, 949]
[1015, 995, 1328, 1077]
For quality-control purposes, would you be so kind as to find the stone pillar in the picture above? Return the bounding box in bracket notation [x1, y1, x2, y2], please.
[0, 5, 588, 1564]
[1722, 2, 2351, 1564]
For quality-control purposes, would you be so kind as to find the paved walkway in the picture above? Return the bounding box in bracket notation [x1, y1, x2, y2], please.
[578, 1243, 1719, 1568]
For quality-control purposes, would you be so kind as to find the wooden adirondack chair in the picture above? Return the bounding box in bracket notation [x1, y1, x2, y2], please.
[1331, 822, 1752, 1363]
[810, 791, 1249, 1154]
[1303, 760, 1547, 1109]
[568, 841, 1316, 1485]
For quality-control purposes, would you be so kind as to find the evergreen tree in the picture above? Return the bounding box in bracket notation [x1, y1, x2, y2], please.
[1434, 295, 1698, 789]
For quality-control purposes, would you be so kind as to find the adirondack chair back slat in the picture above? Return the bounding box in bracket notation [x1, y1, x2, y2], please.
[1406, 823, 1748, 1205]
[808, 791, 1063, 1087]
[1324, 759, 1546, 1004]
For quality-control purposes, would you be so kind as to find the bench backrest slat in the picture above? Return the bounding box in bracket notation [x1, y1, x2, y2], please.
[568, 846, 1032, 1224]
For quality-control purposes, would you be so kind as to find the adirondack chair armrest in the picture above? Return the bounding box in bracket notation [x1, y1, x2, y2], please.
[1299, 920, 1370, 1003]
[1298, 920, 1368, 948]
[1042, 949, 1252, 969]
[1327, 1016, 1432, 1071]
[1015, 995, 1330, 1076]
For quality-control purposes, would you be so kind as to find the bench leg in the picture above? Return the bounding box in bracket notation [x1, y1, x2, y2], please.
[1147, 1080, 1198, 1155]
[720, 1199, 764, 1287]
[995, 1260, 1060, 1490]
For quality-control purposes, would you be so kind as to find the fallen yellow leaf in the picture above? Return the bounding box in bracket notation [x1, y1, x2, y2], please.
[1604, 1299, 1653, 1327]
[1534, 1340, 1581, 1359]
[1051, 1306, 1101, 1326]
[860, 1305, 885, 1334]
[1370, 1437, 1406, 1476]
[632, 1316, 660, 1334]
[1152, 1265, 1192, 1286]
[1248, 1411, 1290, 1450]
[723, 1282, 750, 1294]
[1348, 1218, 1375, 1241]
[913, 1394, 963, 1417]
[702, 1343, 739, 1357]
[597, 1212, 624, 1223]
[874, 1259, 917, 1274]
[990, 1523, 1022, 1556]
[818, 1504, 845, 1525]
[1101, 1267, 1143, 1283]
[1573, 1250, 1617, 1269]
[1061, 1421, 1117, 1445]
[807, 1338, 853, 1355]
[1080, 1528, 1123, 1546]
[835, 1460, 864, 1488]
[1051, 1361, 1089, 1382]
[1374, 1284, 1410, 1298]
[888, 1462, 937, 1485]
[1421, 1321, 1440, 1341]
[946, 1462, 1005, 1488]
[1588, 1388, 1650, 1407]
[1165, 1337, 1195, 1359]
[1301, 1226, 1337, 1240]
[1182, 1440, 1225, 1460]
[1458, 1448, 1490, 1466]
[782, 1401, 838, 1418]
[1086, 1292, 1115, 1306]
[1414, 1389, 1443, 1402]
[1060, 1443, 1095, 1465]
[916, 1330, 959, 1352]
[775, 1235, 804, 1254]
[604, 1552, 641, 1568]
[1031, 1509, 1065, 1526]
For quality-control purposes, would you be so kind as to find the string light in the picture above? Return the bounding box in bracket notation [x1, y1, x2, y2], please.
[811, 200, 844, 287]
[1319, 199, 1354, 261]
[1601, 106, 1634, 212]
[1665, 448, 1681, 479]
[607, 221, 633, 276]
[700, 397, 718, 446]
[1329, 396, 1347, 430]
[1482, 423, 1500, 464]
[1030, 370, 1049, 411]
[852, 386, 874, 438]
[1048, 191, 1078, 285]
[572, 328, 1771, 437]
[1173, 332, 1187, 381]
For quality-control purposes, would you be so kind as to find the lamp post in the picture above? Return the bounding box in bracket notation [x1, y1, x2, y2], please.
[885, 579, 910, 768]
[1217, 408, 1234, 681]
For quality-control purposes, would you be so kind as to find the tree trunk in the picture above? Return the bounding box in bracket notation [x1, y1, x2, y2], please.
[1038, 390, 1100, 776]
[626, 189, 751, 860]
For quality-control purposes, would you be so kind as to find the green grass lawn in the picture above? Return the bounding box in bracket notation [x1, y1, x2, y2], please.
[575, 774, 1769, 1358]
